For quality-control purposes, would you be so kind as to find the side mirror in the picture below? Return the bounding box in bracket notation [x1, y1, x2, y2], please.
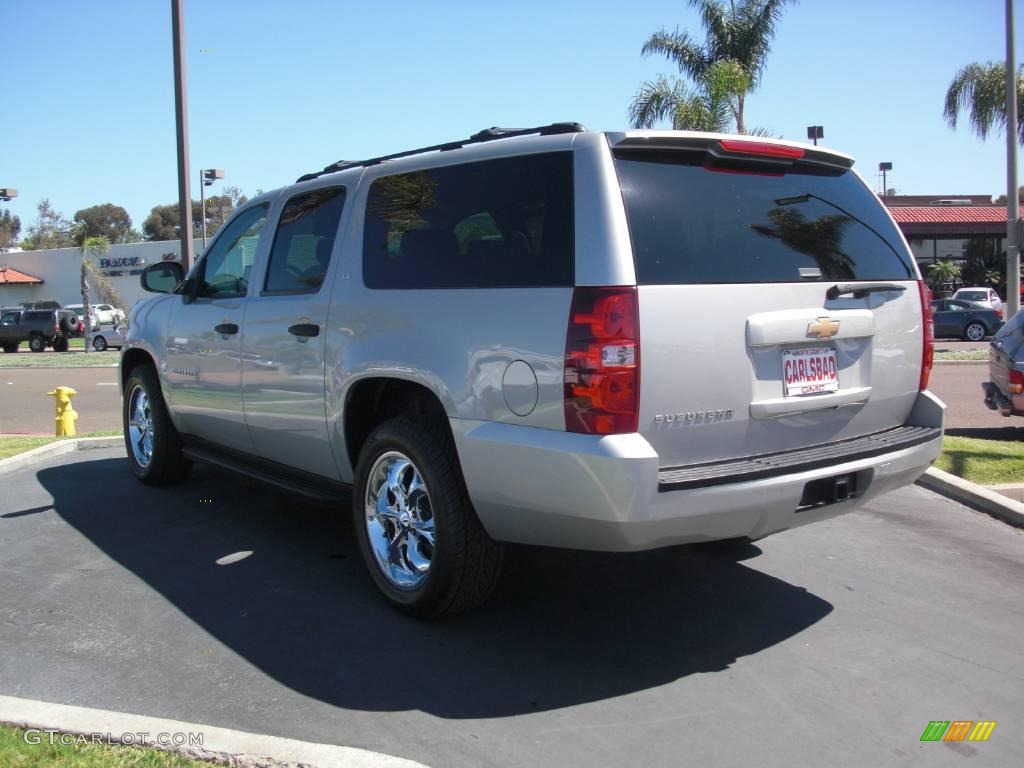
[141, 261, 185, 293]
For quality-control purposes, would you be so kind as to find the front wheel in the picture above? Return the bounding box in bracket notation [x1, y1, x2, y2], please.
[964, 322, 987, 342]
[352, 417, 503, 617]
[92, 335, 108, 351]
[123, 364, 191, 485]
[1, 343, 17, 354]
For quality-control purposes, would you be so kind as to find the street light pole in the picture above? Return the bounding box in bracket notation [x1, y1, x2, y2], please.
[1006, 0, 1021, 319]
[199, 168, 224, 251]
[879, 162, 893, 200]
[171, 0, 194, 271]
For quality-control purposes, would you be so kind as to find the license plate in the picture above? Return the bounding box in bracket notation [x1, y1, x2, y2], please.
[782, 347, 838, 397]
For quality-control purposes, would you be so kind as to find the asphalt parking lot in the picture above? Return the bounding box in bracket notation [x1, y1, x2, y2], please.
[1, 447, 1021, 767]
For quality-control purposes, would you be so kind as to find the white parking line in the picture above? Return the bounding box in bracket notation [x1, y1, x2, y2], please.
[96, 382, 118, 386]
[0, 694, 428, 768]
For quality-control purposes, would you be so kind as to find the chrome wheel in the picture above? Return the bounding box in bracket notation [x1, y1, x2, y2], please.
[127, 384, 154, 468]
[965, 322, 985, 342]
[93, 336, 107, 351]
[364, 451, 434, 589]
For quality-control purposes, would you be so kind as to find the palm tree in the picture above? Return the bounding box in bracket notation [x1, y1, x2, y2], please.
[70, 223, 112, 354]
[631, 0, 796, 133]
[944, 61, 1024, 144]
[630, 61, 745, 131]
[926, 259, 962, 293]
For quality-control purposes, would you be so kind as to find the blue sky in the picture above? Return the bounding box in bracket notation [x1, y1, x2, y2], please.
[2, 0, 1020, 235]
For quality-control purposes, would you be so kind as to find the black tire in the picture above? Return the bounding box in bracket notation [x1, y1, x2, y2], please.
[964, 322, 987, 342]
[92, 335, 108, 352]
[1, 343, 16, 354]
[352, 416, 503, 617]
[123, 364, 191, 485]
[28, 334, 45, 353]
[52, 337, 69, 353]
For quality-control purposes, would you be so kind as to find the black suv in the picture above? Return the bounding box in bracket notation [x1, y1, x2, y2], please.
[0, 307, 84, 352]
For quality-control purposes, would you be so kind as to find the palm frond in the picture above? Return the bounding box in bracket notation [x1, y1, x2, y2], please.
[944, 60, 1024, 144]
[630, 75, 692, 128]
[745, 125, 780, 137]
[642, 28, 710, 81]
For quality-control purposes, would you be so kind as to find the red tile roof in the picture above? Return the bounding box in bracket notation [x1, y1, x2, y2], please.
[0, 265, 44, 285]
[888, 206, 1008, 224]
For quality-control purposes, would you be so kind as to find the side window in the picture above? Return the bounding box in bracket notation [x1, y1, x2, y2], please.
[198, 205, 269, 299]
[363, 152, 574, 289]
[263, 187, 346, 295]
[1, 312, 19, 325]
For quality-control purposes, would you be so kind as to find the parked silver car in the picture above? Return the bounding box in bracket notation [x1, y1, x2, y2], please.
[121, 124, 944, 616]
[90, 324, 127, 352]
[983, 310, 1024, 416]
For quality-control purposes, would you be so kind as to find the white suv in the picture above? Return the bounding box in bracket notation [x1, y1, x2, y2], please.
[122, 124, 945, 616]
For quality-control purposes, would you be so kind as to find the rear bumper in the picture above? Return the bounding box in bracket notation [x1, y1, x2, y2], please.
[452, 391, 945, 552]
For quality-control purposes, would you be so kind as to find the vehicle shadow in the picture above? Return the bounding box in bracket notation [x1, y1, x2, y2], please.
[36, 456, 833, 719]
[945, 426, 1024, 441]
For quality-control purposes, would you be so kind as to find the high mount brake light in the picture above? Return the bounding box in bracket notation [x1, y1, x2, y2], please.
[918, 281, 934, 391]
[564, 287, 640, 435]
[717, 140, 805, 160]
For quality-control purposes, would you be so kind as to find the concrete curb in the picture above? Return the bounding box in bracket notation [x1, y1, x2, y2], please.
[0, 435, 123, 477]
[917, 467, 1024, 529]
[0, 694, 428, 768]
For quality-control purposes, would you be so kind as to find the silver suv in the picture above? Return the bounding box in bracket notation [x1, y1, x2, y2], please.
[123, 124, 945, 616]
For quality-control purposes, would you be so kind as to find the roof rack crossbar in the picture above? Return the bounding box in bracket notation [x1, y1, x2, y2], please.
[295, 122, 585, 183]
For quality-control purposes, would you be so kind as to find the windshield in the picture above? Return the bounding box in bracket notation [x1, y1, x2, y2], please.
[614, 152, 916, 284]
[956, 290, 988, 302]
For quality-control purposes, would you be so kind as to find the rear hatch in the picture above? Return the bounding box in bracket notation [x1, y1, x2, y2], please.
[611, 134, 926, 468]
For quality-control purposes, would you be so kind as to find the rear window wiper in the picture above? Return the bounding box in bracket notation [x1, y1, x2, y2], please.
[826, 282, 908, 300]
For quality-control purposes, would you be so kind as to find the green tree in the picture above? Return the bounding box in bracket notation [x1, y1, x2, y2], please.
[73, 203, 133, 244]
[144, 189, 248, 241]
[632, 0, 796, 133]
[0, 210, 20, 250]
[944, 61, 1024, 144]
[23, 199, 73, 250]
[926, 259, 962, 292]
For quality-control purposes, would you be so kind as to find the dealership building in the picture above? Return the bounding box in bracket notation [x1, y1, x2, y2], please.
[0, 240, 196, 310]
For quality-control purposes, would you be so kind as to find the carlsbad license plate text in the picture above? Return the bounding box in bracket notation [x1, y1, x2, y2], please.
[782, 348, 838, 396]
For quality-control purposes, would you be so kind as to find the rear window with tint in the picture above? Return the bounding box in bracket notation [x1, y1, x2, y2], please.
[362, 152, 574, 289]
[614, 152, 915, 284]
[25, 311, 51, 321]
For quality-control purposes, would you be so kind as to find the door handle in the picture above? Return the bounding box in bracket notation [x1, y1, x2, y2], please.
[288, 323, 320, 338]
[214, 323, 239, 335]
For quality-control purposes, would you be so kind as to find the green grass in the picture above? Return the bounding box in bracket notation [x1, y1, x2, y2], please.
[933, 348, 989, 362]
[0, 350, 119, 368]
[934, 436, 1024, 485]
[0, 724, 222, 767]
[0, 431, 122, 460]
[15, 337, 85, 350]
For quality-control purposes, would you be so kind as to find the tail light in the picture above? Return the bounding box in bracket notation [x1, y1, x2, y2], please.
[918, 281, 934, 391]
[1009, 370, 1024, 395]
[997, 306, 1004, 319]
[53, 323, 59, 334]
[717, 139, 805, 160]
[564, 286, 640, 435]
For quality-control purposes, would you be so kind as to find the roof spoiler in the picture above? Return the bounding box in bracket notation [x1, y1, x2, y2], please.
[296, 122, 586, 183]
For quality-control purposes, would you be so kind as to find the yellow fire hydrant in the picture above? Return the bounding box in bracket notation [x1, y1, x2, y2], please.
[47, 386, 78, 436]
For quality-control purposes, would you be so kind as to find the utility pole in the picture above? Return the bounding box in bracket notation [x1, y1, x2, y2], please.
[1006, 0, 1021, 319]
[171, 0, 194, 271]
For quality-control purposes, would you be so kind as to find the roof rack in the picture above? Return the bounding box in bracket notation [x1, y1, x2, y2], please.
[295, 122, 585, 183]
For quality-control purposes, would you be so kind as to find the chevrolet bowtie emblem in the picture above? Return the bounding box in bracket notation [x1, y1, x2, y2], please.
[807, 316, 840, 339]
